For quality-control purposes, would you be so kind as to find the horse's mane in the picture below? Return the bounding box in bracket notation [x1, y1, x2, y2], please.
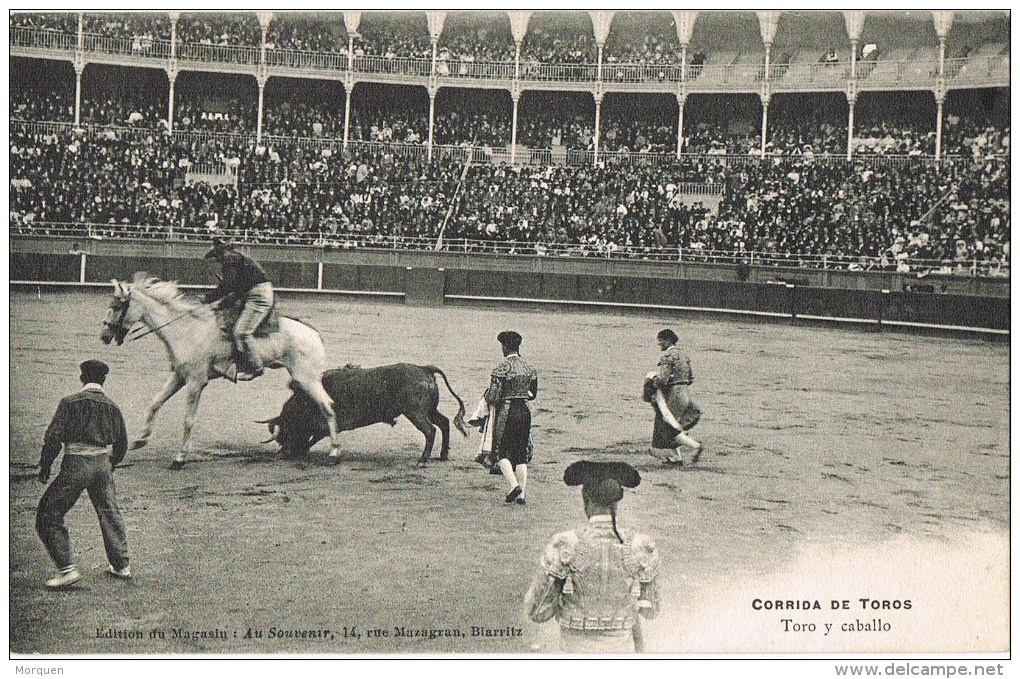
[131, 272, 210, 315]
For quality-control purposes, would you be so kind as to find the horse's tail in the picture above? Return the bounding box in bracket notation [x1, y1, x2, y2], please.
[423, 365, 468, 437]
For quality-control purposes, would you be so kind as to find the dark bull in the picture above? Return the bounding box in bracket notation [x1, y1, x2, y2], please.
[259, 363, 469, 463]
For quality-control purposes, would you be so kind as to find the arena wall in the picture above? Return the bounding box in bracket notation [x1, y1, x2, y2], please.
[9, 237, 1009, 335]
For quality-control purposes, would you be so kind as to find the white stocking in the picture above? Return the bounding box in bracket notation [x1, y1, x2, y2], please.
[516, 464, 528, 497]
[649, 447, 679, 462]
[497, 458, 519, 491]
[676, 431, 701, 450]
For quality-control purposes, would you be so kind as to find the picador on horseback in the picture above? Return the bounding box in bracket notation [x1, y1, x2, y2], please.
[203, 237, 273, 381]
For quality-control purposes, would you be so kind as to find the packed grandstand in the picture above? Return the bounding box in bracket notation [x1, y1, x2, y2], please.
[9, 10, 1010, 275]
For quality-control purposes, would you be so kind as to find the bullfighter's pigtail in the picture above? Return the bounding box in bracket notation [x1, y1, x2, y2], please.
[611, 509, 624, 544]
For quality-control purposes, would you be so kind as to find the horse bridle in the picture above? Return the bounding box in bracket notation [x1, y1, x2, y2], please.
[106, 285, 208, 343]
[104, 293, 133, 345]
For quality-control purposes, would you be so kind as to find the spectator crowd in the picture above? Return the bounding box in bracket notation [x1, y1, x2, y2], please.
[10, 115, 1009, 275]
[9, 11, 1010, 275]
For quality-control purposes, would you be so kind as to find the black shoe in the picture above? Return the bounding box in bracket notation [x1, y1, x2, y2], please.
[515, 497, 526, 505]
[505, 486, 522, 503]
[474, 452, 490, 468]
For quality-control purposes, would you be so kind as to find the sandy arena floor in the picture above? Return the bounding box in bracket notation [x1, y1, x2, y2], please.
[8, 289, 1010, 655]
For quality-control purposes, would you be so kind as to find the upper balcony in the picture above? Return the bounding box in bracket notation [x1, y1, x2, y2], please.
[9, 26, 1010, 94]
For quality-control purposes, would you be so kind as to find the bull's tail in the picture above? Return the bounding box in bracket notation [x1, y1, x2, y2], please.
[424, 365, 469, 437]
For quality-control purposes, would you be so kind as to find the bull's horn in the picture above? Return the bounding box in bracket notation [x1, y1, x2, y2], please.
[259, 424, 279, 444]
[254, 417, 277, 424]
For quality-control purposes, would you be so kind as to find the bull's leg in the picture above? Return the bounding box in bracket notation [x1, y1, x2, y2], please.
[407, 413, 437, 465]
[306, 431, 327, 455]
[133, 373, 185, 450]
[172, 381, 206, 470]
[430, 410, 452, 461]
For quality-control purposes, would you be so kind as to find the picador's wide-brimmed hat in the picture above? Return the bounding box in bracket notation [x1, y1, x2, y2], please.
[564, 460, 641, 505]
[204, 237, 235, 259]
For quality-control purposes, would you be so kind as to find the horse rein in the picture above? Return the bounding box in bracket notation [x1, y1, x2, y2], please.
[128, 308, 201, 341]
[105, 288, 205, 342]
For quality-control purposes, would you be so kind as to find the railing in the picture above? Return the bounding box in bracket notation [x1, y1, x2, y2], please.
[81, 32, 172, 60]
[10, 26, 1011, 93]
[345, 139, 430, 159]
[435, 58, 515, 81]
[185, 162, 238, 188]
[10, 120, 175, 141]
[687, 62, 761, 88]
[354, 54, 431, 77]
[266, 47, 348, 72]
[675, 182, 724, 196]
[770, 60, 849, 88]
[519, 61, 598, 83]
[10, 26, 77, 51]
[602, 62, 681, 84]
[10, 120, 76, 136]
[857, 58, 940, 88]
[176, 41, 260, 66]
[946, 55, 1011, 84]
[9, 221, 1009, 277]
[174, 129, 257, 146]
[10, 120, 1006, 172]
[261, 133, 344, 150]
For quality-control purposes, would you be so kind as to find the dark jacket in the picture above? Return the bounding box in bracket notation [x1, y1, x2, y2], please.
[39, 386, 129, 473]
[204, 250, 270, 304]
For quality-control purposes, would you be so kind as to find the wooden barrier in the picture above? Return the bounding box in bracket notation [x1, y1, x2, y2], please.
[9, 238, 1009, 336]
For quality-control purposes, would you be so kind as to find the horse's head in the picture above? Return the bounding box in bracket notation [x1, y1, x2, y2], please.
[101, 279, 140, 346]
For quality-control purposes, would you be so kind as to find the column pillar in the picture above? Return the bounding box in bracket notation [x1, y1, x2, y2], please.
[676, 93, 686, 158]
[759, 94, 770, 157]
[343, 78, 353, 152]
[846, 92, 856, 160]
[168, 13, 179, 134]
[343, 30, 356, 153]
[73, 57, 85, 126]
[427, 85, 437, 163]
[257, 12, 272, 62]
[166, 64, 178, 133]
[934, 92, 945, 162]
[593, 91, 603, 163]
[935, 36, 948, 164]
[850, 38, 858, 80]
[511, 86, 521, 165]
[256, 74, 267, 144]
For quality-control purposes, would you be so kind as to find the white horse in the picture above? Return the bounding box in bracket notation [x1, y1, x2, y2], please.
[100, 272, 342, 468]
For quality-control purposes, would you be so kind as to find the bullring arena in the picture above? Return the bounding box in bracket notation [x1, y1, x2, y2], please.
[9, 288, 1010, 654]
[8, 8, 1011, 658]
